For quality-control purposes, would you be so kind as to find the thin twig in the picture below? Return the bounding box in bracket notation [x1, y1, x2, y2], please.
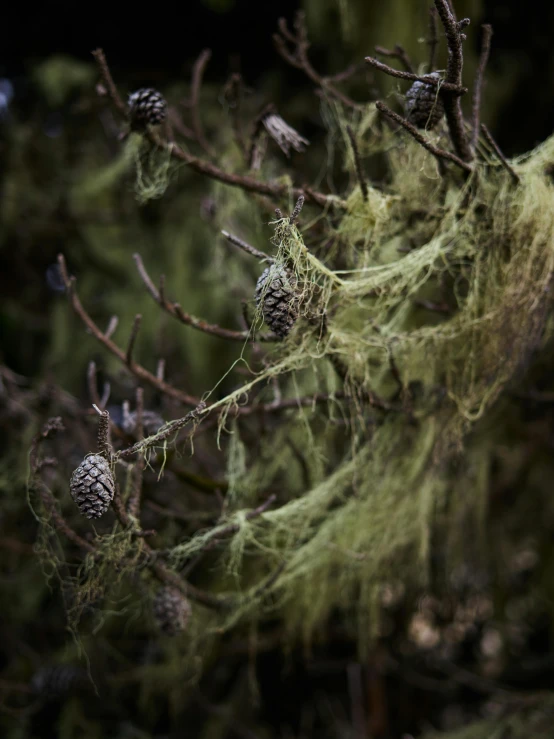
[180, 494, 278, 576]
[93, 404, 113, 461]
[428, 7, 439, 72]
[376, 102, 472, 173]
[110, 481, 227, 610]
[223, 73, 247, 157]
[273, 12, 360, 109]
[189, 49, 215, 157]
[93, 48, 343, 211]
[87, 361, 102, 408]
[126, 387, 145, 519]
[471, 24, 493, 151]
[133, 253, 276, 342]
[364, 57, 465, 93]
[38, 481, 97, 554]
[433, 0, 472, 161]
[29, 419, 97, 555]
[346, 126, 369, 201]
[57, 255, 201, 407]
[480, 123, 520, 183]
[117, 401, 207, 460]
[125, 315, 142, 366]
[91, 49, 128, 120]
[221, 231, 272, 261]
[375, 44, 414, 73]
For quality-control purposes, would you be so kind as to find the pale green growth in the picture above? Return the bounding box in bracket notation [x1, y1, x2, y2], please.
[156, 112, 554, 649]
[133, 140, 175, 204]
[33, 89, 554, 662]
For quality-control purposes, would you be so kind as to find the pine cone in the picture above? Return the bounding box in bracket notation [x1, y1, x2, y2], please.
[153, 586, 191, 636]
[31, 666, 87, 699]
[405, 73, 444, 129]
[255, 264, 299, 338]
[70, 454, 115, 519]
[128, 88, 167, 128]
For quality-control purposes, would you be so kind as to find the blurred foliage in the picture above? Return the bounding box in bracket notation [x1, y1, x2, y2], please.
[2, 2, 554, 738]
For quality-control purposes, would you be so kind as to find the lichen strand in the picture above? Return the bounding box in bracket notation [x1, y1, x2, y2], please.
[167, 116, 554, 647]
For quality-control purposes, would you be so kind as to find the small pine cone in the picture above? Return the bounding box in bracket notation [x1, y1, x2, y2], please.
[70, 454, 115, 519]
[405, 73, 444, 129]
[255, 264, 299, 338]
[128, 88, 167, 128]
[31, 666, 87, 699]
[153, 587, 191, 636]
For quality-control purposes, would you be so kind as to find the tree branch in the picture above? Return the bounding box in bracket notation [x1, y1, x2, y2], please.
[57, 255, 202, 407]
[133, 253, 277, 342]
[433, 0, 473, 161]
[470, 24, 493, 151]
[375, 102, 472, 173]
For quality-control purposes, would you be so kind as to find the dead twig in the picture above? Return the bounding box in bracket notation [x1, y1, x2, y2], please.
[92, 49, 128, 120]
[432, 0, 472, 161]
[188, 49, 215, 157]
[92, 48, 344, 211]
[222, 73, 247, 157]
[57, 254, 202, 408]
[480, 123, 520, 184]
[126, 387, 145, 519]
[273, 12, 360, 109]
[428, 7, 439, 72]
[221, 231, 272, 262]
[180, 494, 278, 577]
[375, 102, 472, 173]
[346, 126, 369, 201]
[133, 253, 276, 342]
[364, 57, 465, 94]
[117, 401, 207, 460]
[375, 44, 414, 74]
[471, 24, 493, 151]
[125, 315, 142, 366]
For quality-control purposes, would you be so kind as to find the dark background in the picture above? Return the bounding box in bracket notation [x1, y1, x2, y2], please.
[2, 0, 554, 154]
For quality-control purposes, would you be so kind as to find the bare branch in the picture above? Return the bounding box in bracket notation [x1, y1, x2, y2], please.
[428, 7, 439, 72]
[189, 49, 215, 157]
[91, 48, 128, 120]
[125, 315, 142, 366]
[126, 387, 145, 519]
[133, 253, 277, 342]
[93, 404, 113, 461]
[376, 102, 472, 173]
[374, 44, 414, 74]
[57, 255, 201, 407]
[118, 401, 207, 459]
[432, 0, 473, 161]
[92, 50, 343, 211]
[471, 24, 493, 151]
[222, 73, 247, 157]
[346, 126, 369, 201]
[480, 124, 520, 184]
[221, 231, 272, 262]
[273, 12, 360, 109]
[364, 57, 465, 94]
